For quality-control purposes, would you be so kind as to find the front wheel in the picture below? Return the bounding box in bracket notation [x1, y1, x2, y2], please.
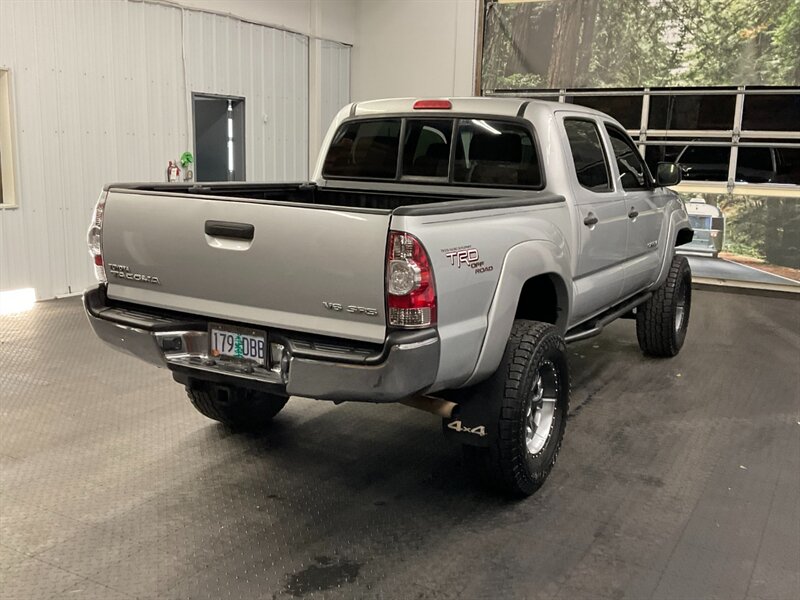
[463, 320, 570, 497]
[636, 254, 692, 357]
[186, 383, 288, 430]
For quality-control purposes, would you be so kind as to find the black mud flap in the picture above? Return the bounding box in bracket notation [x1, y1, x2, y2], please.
[441, 391, 501, 448]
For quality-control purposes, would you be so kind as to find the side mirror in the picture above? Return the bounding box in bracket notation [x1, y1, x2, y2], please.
[657, 162, 682, 186]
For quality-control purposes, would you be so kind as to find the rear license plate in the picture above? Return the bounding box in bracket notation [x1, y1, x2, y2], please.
[209, 324, 267, 366]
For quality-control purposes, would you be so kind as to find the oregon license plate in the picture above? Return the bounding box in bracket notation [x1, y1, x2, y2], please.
[209, 325, 267, 365]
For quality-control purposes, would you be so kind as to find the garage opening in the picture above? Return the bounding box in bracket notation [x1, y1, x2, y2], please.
[193, 94, 245, 182]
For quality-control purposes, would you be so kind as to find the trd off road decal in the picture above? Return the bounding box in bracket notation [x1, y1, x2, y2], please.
[441, 245, 494, 275]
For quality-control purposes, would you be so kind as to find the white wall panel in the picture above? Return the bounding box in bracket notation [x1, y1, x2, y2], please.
[320, 40, 351, 144]
[182, 10, 309, 182]
[352, 0, 478, 102]
[0, 0, 309, 300]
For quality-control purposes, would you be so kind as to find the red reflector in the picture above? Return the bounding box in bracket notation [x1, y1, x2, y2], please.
[413, 99, 452, 110]
[94, 254, 103, 266]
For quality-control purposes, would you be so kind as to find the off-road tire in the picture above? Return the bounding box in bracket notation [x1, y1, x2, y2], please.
[186, 383, 288, 430]
[463, 320, 570, 497]
[636, 254, 692, 357]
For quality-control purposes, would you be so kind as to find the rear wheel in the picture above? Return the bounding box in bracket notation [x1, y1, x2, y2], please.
[186, 383, 288, 430]
[463, 320, 570, 497]
[636, 254, 692, 357]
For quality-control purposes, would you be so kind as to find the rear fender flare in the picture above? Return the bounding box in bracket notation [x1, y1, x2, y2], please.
[461, 240, 572, 387]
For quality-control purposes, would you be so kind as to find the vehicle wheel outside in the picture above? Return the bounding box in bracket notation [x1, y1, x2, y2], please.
[186, 383, 288, 430]
[636, 254, 692, 357]
[463, 320, 570, 497]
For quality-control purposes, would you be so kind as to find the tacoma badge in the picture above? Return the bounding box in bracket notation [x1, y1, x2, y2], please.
[107, 264, 161, 285]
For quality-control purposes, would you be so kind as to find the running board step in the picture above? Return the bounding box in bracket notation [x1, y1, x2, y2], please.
[564, 292, 652, 344]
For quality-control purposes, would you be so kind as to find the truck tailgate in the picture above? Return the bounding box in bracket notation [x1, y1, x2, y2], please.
[102, 191, 390, 343]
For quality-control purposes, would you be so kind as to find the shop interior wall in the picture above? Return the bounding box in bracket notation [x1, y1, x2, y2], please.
[0, 0, 311, 299]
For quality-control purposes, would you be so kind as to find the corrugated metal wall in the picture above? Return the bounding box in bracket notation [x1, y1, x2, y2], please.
[0, 0, 309, 300]
[320, 40, 351, 140]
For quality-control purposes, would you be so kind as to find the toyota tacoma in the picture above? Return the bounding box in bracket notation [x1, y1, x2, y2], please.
[84, 97, 693, 496]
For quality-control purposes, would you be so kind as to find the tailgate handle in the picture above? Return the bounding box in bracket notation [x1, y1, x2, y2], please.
[204, 220, 255, 240]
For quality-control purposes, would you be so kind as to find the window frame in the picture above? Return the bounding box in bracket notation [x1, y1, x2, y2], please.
[562, 116, 613, 194]
[0, 68, 18, 209]
[603, 122, 655, 191]
[321, 114, 546, 191]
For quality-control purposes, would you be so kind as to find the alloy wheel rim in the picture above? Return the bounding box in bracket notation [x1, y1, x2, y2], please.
[674, 281, 687, 334]
[525, 361, 558, 456]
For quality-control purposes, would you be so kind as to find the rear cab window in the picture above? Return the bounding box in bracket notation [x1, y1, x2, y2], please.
[322, 116, 543, 190]
[402, 120, 453, 179]
[322, 119, 401, 179]
[454, 119, 542, 187]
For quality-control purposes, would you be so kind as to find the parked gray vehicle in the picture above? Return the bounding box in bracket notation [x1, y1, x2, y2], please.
[84, 97, 693, 496]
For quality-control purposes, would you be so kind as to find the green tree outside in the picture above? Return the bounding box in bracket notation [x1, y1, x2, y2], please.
[482, 0, 800, 89]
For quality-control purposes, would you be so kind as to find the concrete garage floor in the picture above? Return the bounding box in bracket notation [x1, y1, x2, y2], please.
[1, 290, 798, 600]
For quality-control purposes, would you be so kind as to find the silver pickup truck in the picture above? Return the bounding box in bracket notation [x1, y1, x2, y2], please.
[84, 97, 693, 496]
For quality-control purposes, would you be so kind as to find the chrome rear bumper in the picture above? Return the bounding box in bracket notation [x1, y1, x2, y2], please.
[83, 285, 439, 402]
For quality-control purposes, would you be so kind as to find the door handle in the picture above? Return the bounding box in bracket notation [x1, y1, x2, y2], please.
[583, 213, 599, 227]
[628, 208, 639, 219]
[204, 220, 255, 240]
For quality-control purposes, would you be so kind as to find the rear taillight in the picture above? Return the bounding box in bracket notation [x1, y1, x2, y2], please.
[87, 191, 107, 283]
[386, 231, 436, 328]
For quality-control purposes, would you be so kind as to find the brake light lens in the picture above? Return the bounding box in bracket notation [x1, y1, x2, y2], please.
[386, 231, 436, 328]
[87, 190, 107, 283]
[413, 99, 452, 110]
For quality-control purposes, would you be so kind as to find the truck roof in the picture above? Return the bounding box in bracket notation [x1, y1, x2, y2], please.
[351, 97, 609, 120]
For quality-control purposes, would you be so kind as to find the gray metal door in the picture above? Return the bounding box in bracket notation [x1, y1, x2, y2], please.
[560, 115, 628, 324]
[602, 124, 666, 297]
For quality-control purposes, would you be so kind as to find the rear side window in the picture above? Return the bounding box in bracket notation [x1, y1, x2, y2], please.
[402, 120, 453, 178]
[564, 119, 611, 192]
[322, 119, 401, 179]
[453, 120, 542, 187]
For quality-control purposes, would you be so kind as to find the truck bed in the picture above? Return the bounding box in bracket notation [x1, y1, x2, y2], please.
[100, 182, 565, 344]
[106, 182, 487, 212]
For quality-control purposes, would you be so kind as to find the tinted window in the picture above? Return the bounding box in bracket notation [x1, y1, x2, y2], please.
[563, 119, 611, 192]
[644, 141, 685, 175]
[323, 119, 401, 179]
[605, 125, 650, 190]
[453, 119, 542, 187]
[676, 145, 731, 181]
[739, 141, 800, 185]
[402, 120, 452, 178]
[567, 94, 643, 129]
[648, 93, 736, 130]
[742, 94, 800, 132]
